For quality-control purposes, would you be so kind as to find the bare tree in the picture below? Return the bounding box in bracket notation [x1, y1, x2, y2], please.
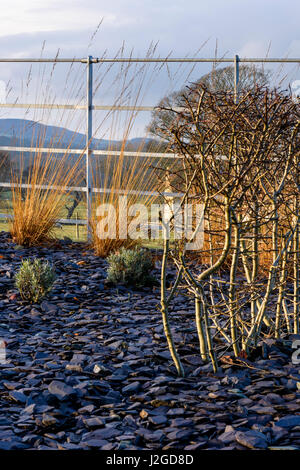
[147, 64, 271, 142]
[157, 84, 300, 374]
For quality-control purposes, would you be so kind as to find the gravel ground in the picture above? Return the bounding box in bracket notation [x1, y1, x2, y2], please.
[0, 231, 300, 451]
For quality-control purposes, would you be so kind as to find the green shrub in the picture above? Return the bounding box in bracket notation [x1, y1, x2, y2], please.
[107, 247, 155, 287]
[15, 258, 56, 303]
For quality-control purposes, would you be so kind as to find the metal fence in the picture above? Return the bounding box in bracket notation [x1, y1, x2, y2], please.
[0, 54, 299, 240]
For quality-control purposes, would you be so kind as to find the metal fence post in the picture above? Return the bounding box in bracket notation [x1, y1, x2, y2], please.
[86, 55, 93, 241]
[234, 54, 240, 104]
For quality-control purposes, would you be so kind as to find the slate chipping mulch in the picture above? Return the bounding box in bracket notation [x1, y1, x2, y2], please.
[0, 231, 299, 450]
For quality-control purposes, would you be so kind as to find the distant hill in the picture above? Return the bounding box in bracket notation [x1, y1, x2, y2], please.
[0, 119, 166, 187]
[0, 118, 152, 153]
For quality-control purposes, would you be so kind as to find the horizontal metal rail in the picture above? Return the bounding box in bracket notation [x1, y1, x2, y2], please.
[0, 212, 87, 226]
[56, 218, 87, 225]
[0, 146, 229, 160]
[0, 181, 183, 198]
[0, 181, 86, 192]
[0, 146, 85, 155]
[0, 103, 86, 110]
[0, 214, 166, 230]
[91, 58, 300, 64]
[0, 57, 299, 63]
[0, 103, 157, 111]
[92, 150, 179, 158]
[91, 187, 183, 197]
[0, 145, 182, 159]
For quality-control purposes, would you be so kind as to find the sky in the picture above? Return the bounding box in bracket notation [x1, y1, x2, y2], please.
[0, 0, 300, 137]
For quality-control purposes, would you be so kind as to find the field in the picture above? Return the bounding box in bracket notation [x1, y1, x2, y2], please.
[0, 191, 166, 248]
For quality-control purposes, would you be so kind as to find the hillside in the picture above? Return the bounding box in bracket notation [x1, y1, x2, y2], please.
[0, 118, 151, 152]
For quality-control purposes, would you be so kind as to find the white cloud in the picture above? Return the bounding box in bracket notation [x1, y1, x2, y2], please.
[0, 0, 115, 37]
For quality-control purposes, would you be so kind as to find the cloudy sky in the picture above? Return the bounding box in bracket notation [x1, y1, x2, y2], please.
[0, 0, 300, 137]
[1, 0, 299, 57]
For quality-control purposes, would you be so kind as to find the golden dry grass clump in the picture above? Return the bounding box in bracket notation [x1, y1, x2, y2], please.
[10, 141, 85, 247]
[90, 140, 162, 257]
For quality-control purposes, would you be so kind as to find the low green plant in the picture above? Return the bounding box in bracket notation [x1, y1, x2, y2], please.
[15, 258, 56, 303]
[107, 247, 155, 287]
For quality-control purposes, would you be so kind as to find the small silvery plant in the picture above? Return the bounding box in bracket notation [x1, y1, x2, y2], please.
[15, 258, 56, 303]
[107, 247, 155, 287]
